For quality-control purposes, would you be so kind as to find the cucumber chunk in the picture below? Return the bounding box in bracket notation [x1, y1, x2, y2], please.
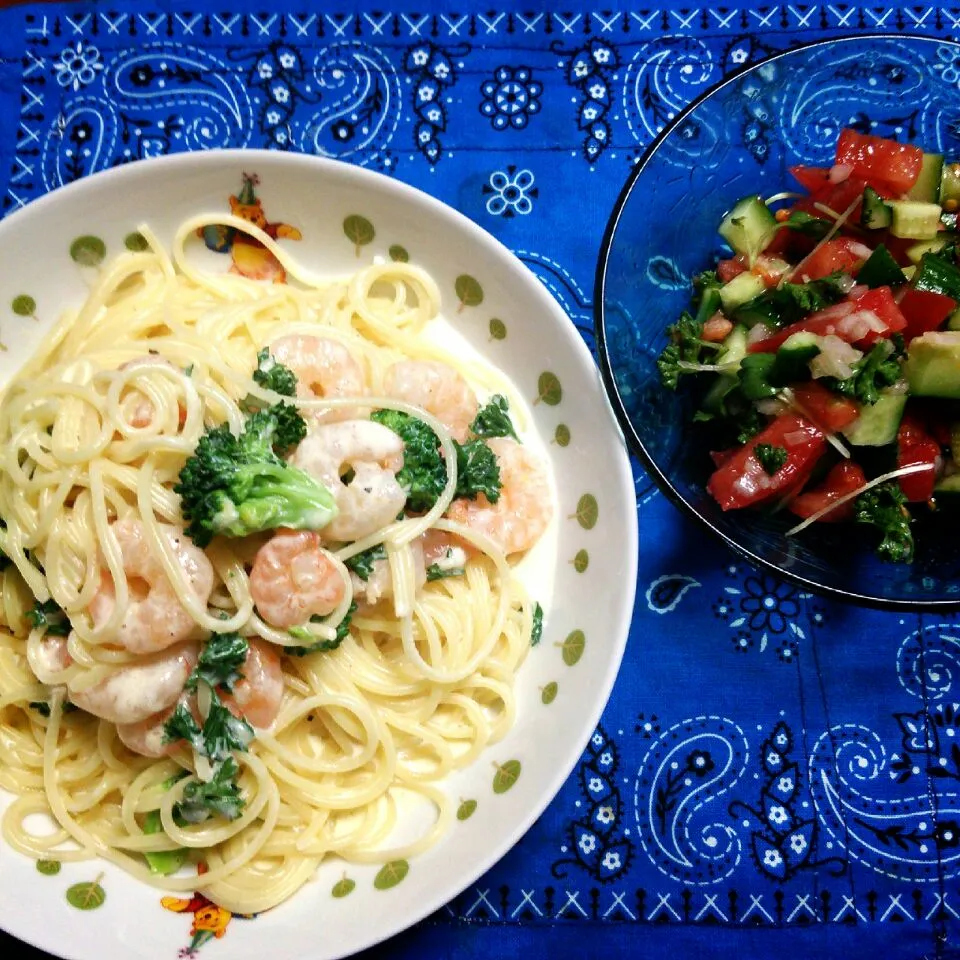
[905, 331, 960, 398]
[860, 186, 892, 230]
[912, 251, 960, 301]
[907, 152, 944, 203]
[857, 244, 907, 288]
[940, 161, 960, 209]
[719, 271, 766, 313]
[718, 196, 777, 261]
[906, 236, 955, 264]
[841, 391, 907, 446]
[889, 200, 944, 240]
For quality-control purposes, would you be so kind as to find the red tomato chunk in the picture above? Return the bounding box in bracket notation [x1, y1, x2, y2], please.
[707, 413, 827, 511]
[834, 128, 923, 196]
[788, 461, 868, 523]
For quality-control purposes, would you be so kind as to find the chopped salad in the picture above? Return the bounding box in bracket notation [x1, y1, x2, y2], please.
[658, 129, 960, 563]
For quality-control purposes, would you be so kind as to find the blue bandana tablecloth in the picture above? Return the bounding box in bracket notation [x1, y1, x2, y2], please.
[2, 1, 960, 958]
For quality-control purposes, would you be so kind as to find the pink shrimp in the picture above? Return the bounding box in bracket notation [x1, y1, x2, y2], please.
[250, 530, 346, 629]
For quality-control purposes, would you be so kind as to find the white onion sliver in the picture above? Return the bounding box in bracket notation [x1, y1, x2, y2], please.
[784, 463, 932, 536]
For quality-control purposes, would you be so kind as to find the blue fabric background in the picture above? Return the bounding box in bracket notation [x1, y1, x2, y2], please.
[2, 1, 960, 957]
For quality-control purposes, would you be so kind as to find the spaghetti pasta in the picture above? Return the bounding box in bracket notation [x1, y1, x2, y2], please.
[0, 216, 553, 914]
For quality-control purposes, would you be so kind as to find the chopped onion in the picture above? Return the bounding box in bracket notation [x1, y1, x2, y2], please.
[747, 323, 773, 345]
[809, 335, 862, 380]
[848, 240, 874, 260]
[836, 274, 858, 294]
[765, 191, 804, 206]
[756, 398, 787, 416]
[829, 163, 853, 184]
[784, 463, 932, 536]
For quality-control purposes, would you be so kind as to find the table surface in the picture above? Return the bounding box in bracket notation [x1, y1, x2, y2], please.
[2, 1, 960, 958]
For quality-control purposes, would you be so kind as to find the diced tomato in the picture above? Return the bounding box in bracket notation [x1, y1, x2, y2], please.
[835, 128, 923, 196]
[790, 381, 860, 433]
[897, 414, 941, 502]
[707, 413, 827, 511]
[897, 288, 958, 342]
[749, 286, 907, 353]
[788, 461, 868, 523]
[717, 254, 786, 287]
[791, 237, 869, 282]
[790, 165, 832, 194]
[702, 312, 734, 342]
[793, 175, 872, 224]
[717, 256, 747, 283]
[710, 448, 736, 468]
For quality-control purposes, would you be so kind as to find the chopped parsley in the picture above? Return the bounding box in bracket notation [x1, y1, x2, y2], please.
[825, 337, 903, 406]
[531, 602, 544, 647]
[754, 443, 788, 476]
[853, 480, 914, 563]
[25, 599, 70, 637]
[176, 757, 245, 824]
[470, 395, 519, 442]
[344, 544, 387, 582]
[184, 632, 248, 694]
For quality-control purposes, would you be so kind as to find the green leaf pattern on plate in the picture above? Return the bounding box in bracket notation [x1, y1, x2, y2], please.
[541, 682, 558, 705]
[489, 317, 506, 340]
[554, 424, 570, 447]
[66, 876, 106, 911]
[69, 236, 106, 267]
[36, 859, 61, 876]
[456, 799, 478, 821]
[388, 244, 409, 263]
[373, 860, 409, 890]
[12, 295, 36, 317]
[343, 215, 375, 256]
[536, 372, 562, 406]
[492, 759, 522, 794]
[561, 630, 586, 666]
[455, 274, 484, 311]
[124, 231, 149, 252]
[573, 494, 598, 530]
[573, 549, 589, 573]
[332, 877, 356, 898]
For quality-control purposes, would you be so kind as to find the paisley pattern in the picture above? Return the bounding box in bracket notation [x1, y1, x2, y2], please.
[5, 6, 960, 956]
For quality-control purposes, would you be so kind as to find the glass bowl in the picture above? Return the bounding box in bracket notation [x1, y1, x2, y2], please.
[596, 34, 960, 609]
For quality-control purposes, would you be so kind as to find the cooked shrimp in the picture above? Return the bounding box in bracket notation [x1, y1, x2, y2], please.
[89, 518, 215, 654]
[292, 420, 407, 542]
[117, 640, 283, 756]
[268, 334, 365, 421]
[221, 638, 283, 729]
[383, 360, 478, 442]
[446, 438, 552, 555]
[118, 355, 180, 429]
[250, 529, 346, 628]
[68, 641, 198, 725]
[115, 703, 182, 759]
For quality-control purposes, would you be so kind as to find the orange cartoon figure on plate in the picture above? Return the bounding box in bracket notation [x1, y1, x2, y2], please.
[162, 863, 254, 958]
[204, 172, 302, 284]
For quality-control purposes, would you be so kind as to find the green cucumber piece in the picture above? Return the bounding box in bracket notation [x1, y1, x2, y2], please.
[912, 251, 960, 301]
[857, 243, 907, 288]
[719, 271, 766, 313]
[907, 152, 944, 203]
[889, 200, 944, 240]
[771, 331, 820, 383]
[143, 810, 188, 876]
[940, 161, 960, 208]
[701, 325, 749, 412]
[718, 196, 777, 261]
[906, 236, 955, 264]
[947, 308, 960, 331]
[905, 331, 960, 398]
[860, 186, 892, 230]
[840, 390, 907, 446]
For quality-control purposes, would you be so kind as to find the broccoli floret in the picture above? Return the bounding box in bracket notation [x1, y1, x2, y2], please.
[371, 409, 502, 512]
[175, 402, 337, 548]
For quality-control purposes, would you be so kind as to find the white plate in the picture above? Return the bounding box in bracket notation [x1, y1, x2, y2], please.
[0, 152, 637, 960]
